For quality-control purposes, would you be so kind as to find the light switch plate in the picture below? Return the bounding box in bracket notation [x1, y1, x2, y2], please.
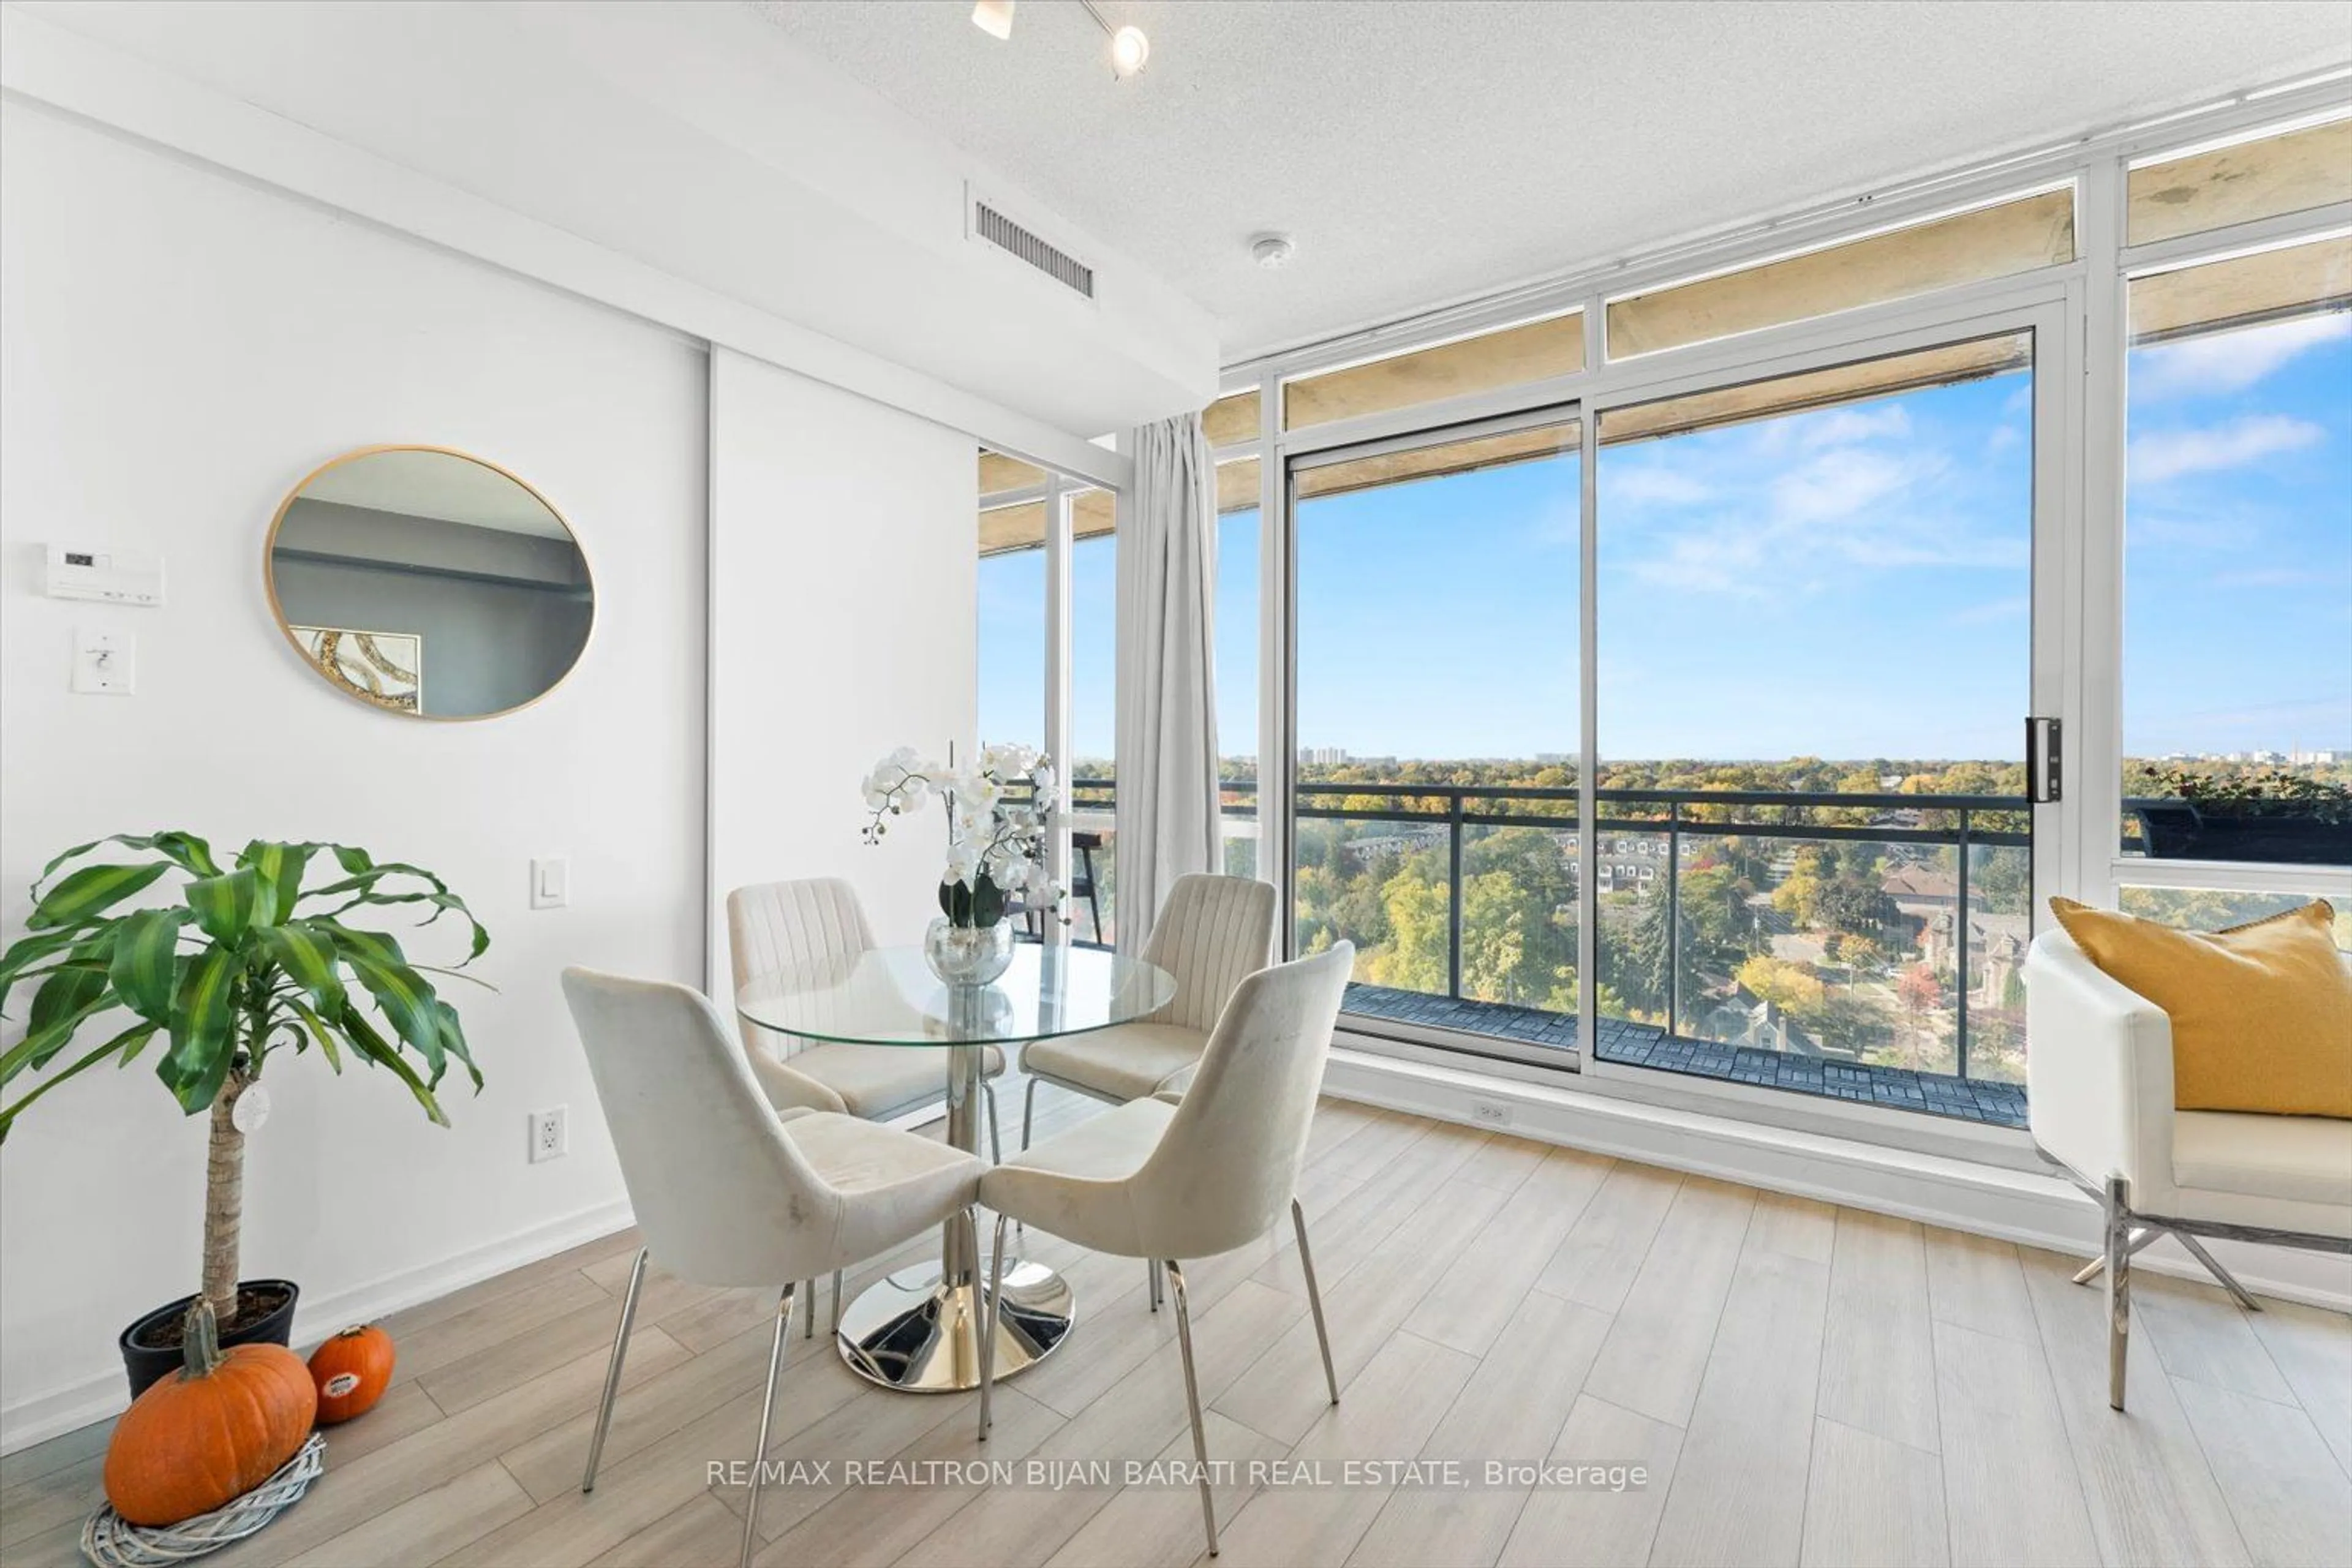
[530, 857, 568, 909]
[72, 628, 135, 695]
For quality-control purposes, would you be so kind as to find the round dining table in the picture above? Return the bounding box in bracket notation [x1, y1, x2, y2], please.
[736, 942, 1175, 1393]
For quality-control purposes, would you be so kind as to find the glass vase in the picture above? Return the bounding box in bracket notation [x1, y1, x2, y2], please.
[924, 915, 1014, 989]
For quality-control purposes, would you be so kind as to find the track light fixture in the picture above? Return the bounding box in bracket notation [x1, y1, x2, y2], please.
[1078, 3, 1148, 79]
[973, 0, 1148, 80]
[971, 1, 1015, 42]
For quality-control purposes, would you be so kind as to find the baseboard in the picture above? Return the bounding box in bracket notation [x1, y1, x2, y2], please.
[0, 1198, 635, 1457]
[1324, 1047, 2352, 1314]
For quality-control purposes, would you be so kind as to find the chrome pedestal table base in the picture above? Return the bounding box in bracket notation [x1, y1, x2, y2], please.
[837, 1251, 1074, 1392]
[837, 1003, 1067, 1393]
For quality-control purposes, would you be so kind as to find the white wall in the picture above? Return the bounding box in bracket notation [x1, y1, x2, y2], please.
[0, 101, 709, 1446]
[707, 347, 979, 977]
[7, 0, 1216, 444]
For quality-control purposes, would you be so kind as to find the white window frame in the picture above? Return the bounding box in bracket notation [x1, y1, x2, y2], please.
[1210, 74, 2352, 1158]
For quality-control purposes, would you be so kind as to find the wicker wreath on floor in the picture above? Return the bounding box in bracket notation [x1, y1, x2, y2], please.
[79, 1433, 326, 1568]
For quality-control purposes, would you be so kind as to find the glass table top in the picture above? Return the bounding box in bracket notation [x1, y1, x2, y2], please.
[735, 944, 1175, 1047]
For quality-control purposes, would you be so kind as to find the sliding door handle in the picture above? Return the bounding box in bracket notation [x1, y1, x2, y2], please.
[2027, 717, 2063, 804]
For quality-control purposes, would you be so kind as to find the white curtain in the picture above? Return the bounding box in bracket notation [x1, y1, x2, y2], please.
[1113, 413, 1220, 954]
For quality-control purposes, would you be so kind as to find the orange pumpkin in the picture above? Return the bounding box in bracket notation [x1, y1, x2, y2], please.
[105, 1300, 317, 1526]
[307, 1324, 395, 1423]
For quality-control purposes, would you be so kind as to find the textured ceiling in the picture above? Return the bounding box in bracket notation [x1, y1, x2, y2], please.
[750, 0, 2352, 360]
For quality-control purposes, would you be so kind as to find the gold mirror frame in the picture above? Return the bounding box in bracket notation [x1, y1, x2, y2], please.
[263, 444, 595, 722]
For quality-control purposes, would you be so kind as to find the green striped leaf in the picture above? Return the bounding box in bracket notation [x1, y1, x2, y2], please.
[432, 998, 483, 1091]
[1, 973, 114, 1086]
[109, 908, 191, 1023]
[285, 997, 344, 1073]
[183, 867, 263, 946]
[28, 862, 170, 930]
[159, 946, 241, 1114]
[257, 922, 345, 1014]
[238, 841, 318, 928]
[321, 888, 490, 960]
[339, 948, 444, 1079]
[0, 1020, 159, 1142]
[337, 1003, 447, 1125]
[0, 927, 100, 1017]
[36, 832, 217, 888]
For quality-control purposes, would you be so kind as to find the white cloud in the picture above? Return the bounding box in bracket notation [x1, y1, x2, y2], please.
[2132, 313, 2352, 401]
[2128, 414, 2326, 483]
[1796, 404, 1911, 449]
[1771, 446, 1938, 524]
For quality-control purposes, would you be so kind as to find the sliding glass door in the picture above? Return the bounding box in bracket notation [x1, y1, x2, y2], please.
[1594, 328, 2048, 1088]
[1287, 415, 1585, 1046]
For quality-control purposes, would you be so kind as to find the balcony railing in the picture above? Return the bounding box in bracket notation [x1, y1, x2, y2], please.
[1054, 776, 2029, 1080]
[1296, 780, 2029, 1082]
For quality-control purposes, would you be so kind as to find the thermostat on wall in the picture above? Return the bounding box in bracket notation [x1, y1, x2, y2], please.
[45, 545, 164, 606]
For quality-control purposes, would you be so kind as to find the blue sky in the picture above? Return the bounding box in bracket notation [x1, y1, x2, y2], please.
[982, 310, 2351, 769]
[2122, 314, 2352, 759]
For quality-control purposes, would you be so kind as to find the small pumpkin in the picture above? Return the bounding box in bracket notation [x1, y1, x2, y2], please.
[104, 1299, 317, 1526]
[307, 1324, 396, 1423]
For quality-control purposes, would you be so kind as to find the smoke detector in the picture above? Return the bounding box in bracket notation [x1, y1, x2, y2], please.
[1251, 233, 1297, 270]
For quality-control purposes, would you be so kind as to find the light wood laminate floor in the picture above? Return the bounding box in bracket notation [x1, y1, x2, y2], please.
[6, 1084, 2350, 1568]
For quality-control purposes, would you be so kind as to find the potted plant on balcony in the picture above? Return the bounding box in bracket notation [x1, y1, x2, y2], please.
[0, 832, 487, 1395]
[2129, 767, 2352, 865]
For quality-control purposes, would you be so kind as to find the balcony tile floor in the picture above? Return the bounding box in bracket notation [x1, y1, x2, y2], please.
[1343, 982, 2029, 1129]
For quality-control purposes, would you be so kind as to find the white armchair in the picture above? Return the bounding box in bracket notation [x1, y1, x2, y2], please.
[2023, 926, 2352, 1411]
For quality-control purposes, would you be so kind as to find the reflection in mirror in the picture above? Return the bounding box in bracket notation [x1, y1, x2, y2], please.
[267, 448, 592, 719]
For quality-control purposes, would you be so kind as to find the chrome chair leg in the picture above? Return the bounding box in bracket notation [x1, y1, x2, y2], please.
[739, 1284, 796, 1568]
[1147, 1257, 1163, 1312]
[984, 1080, 1003, 1164]
[2073, 1226, 2157, 1284]
[2175, 1232, 2263, 1313]
[1293, 1197, 1340, 1406]
[979, 1210, 1011, 1440]
[831, 1269, 844, 1336]
[802, 1278, 815, 1340]
[1020, 1075, 1039, 1152]
[1166, 1260, 1218, 1557]
[581, 1246, 647, 1493]
[2103, 1174, 2132, 1412]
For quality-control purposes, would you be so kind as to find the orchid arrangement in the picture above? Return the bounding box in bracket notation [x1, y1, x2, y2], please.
[860, 744, 1067, 929]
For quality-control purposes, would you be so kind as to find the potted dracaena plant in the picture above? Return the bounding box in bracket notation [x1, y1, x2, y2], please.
[0, 832, 488, 1396]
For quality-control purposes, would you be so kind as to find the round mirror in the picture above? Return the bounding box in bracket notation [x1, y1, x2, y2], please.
[266, 447, 592, 719]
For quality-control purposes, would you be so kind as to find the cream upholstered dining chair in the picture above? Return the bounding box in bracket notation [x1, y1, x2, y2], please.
[562, 968, 984, 1568]
[729, 877, 1005, 1332]
[1017, 873, 1277, 1145]
[2024, 927, 2352, 1411]
[977, 943, 1354, 1558]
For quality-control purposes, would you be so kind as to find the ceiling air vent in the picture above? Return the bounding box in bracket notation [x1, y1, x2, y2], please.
[969, 192, 1096, 301]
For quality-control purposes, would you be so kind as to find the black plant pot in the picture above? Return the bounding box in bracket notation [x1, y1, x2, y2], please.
[118, 1279, 301, 1400]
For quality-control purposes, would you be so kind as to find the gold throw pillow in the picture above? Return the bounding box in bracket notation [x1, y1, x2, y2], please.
[2047, 898, 2351, 1117]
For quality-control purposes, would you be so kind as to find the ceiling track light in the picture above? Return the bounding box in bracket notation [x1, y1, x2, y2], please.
[971, 0, 1149, 81]
[971, 1, 1015, 42]
[1079, 1, 1150, 80]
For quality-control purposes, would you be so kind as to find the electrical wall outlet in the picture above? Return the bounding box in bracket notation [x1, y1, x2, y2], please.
[1469, 1098, 1513, 1128]
[529, 1106, 568, 1163]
